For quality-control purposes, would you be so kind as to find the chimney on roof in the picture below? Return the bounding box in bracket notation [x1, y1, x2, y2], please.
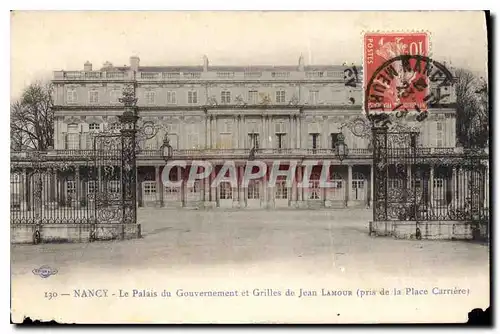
[203, 55, 209, 72]
[103, 61, 113, 69]
[298, 55, 305, 71]
[84, 61, 92, 72]
[130, 56, 140, 72]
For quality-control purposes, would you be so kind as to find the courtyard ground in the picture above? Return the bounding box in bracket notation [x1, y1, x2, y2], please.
[11, 208, 490, 324]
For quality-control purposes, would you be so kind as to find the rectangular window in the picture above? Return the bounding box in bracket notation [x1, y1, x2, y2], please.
[188, 180, 201, 193]
[276, 90, 286, 103]
[219, 182, 232, 199]
[249, 134, 259, 149]
[143, 182, 157, 195]
[248, 90, 258, 104]
[221, 91, 231, 104]
[275, 181, 288, 199]
[165, 186, 179, 194]
[309, 134, 319, 150]
[309, 180, 320, 199]
[67, 90, 77, 104]
[186, 124, 199, 149]
[66, 181, 76, 195]
[89, 123, 100, 131]
[247, 121, 259, 149]
[66, 134, 80, 150]
[89, 90, 99, 104]
[331, 133, 340, 150]
[87, 181, 97, 194]
[188, 91, 198, 104]
[309, 90, 319, 104]
[221, 120, 233, 134]
[110, 90, 121, 104]
[109, 181, 121, 194]
[275, 122, 285, 134]
[276, 134, 286, 149]
[167, 91, 177, 104]
[437, 131, 443, 147]
[411, 179, 422, 188]
[433, 179, 444, 188]
[247, 181, 260, 199]
[436, 122, 443, 131]
[352, 180, 365, 189]
[145, 91, 155, 104]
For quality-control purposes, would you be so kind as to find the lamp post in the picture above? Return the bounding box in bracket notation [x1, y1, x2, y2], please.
[249, 131, 258, 161]
[161, 133, 173, 163]
[335, 133, 349, 163]
[117, 84, 139, 224]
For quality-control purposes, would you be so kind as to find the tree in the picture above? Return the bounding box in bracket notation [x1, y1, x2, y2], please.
[10, 82, 54, 151]
[455, 69, 489, 149]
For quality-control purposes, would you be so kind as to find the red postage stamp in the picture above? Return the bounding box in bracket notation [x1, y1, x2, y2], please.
[364, 32, 430, 113]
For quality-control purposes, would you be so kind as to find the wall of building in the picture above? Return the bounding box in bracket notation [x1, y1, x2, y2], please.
[51, 56, 457, 151]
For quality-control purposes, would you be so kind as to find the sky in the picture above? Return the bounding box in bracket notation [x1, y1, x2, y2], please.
[10, 11, 488, 100]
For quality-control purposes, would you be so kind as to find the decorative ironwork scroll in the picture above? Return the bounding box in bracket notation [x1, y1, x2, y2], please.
[372, 125, 489, 223]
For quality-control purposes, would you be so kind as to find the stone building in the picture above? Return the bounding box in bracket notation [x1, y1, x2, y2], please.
[45, 55, 458, 209]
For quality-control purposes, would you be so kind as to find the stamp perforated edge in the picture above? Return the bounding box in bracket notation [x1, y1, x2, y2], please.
[360, 30, 433, 116]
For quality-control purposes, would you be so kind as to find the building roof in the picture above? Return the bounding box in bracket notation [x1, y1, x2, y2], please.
[103, 64, 351, 72]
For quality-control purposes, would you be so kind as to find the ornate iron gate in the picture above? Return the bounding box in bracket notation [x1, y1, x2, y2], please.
[372, 127, 420, 221]
[93, 129, 137, 225]
[372, 125, 489, 227]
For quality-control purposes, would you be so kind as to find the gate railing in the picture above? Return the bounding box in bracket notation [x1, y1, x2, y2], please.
[372, 127, 489, 224]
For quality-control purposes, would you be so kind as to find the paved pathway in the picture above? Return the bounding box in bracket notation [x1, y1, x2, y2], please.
[11, 208, 490, 323]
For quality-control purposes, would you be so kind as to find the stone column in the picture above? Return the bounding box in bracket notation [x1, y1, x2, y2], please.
[260, 164, 267, 208]
[364, 174, 368, 208]
[210, 116, 217, 148]
[234, 115, 238, 148]
[268, 116, 273, 149]
[292, 164, 298, 203]
[240, 116, 245, 149]
[429, 166, 434, 206]
[206, 115, 210, 148]
[451, 166, 457, 205]
[237, 115, 241, 149]
[370, 163, 374, 207]
[322, 117, 328, 149]
[296, 116, 301, 149]
[177, 166, 184, 207]
[51, 168, 57, 202]
[262, 116, 268, 149]
[22, 167, 28, 210]
[239, 166, 245, 207]
[155, 165, 162, 207]
[210, 167, 216, 203]
[347, 165, 352, 206]
[204, 167, 209, 203]
[407, 164, 412, 188]
[297, 164, 303, 202]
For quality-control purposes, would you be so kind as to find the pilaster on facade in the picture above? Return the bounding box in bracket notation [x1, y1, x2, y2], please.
[347, 165, 353, 206]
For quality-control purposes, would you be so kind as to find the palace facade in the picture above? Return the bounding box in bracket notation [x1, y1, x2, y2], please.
[23, 55, 460, 209]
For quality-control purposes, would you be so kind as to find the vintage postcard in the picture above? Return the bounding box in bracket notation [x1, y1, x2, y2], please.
[10, 11, 490, 324]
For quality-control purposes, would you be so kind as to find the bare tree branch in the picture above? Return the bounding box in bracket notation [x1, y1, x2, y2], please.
[10, 81, 54, 151]
[454, 69, 489, 148]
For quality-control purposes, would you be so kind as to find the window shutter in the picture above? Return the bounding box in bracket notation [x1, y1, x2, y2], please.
[275, 123, 281, 133]
[308, 122, 319, 134]
[81, 133, 87, 149]
[64, 133, 68, 150]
